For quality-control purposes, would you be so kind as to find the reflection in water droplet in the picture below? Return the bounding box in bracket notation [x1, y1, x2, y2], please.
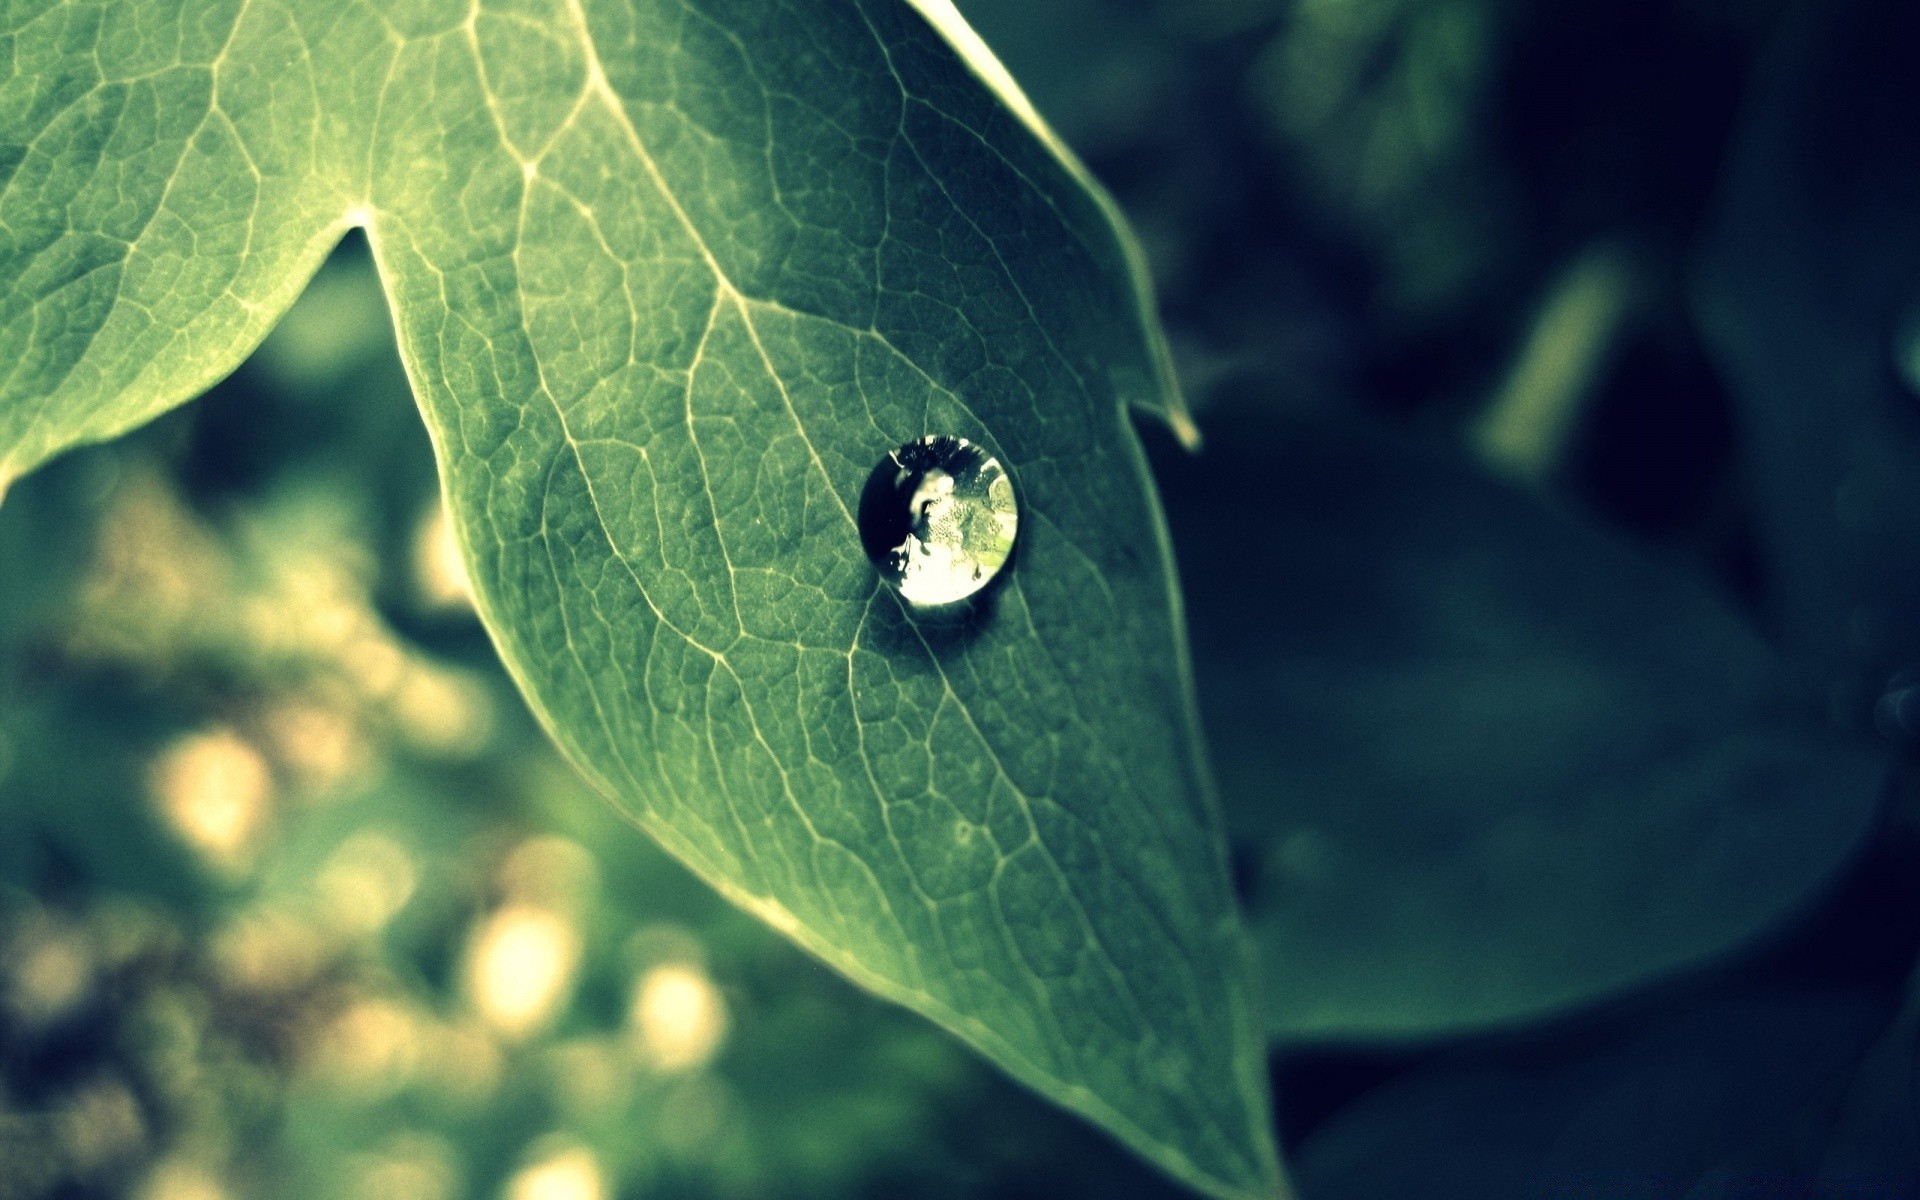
[858, 436, 1018, 607]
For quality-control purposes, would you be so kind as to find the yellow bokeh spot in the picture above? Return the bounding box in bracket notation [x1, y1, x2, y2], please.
[70, 472, 227, 667]
[464, 905, 582, 1039]
[390, 667, 493, 758]
[138, 1161, 227, 1200]
[500, 836, 598, 910]
[150, 729, 273, 869]
[630, 962, 727, 1073]
[57, 1076, 146, 1171]
[414, 502, 474, 612]
[271, 557, 366, 653]
[261, 698, 366, 793]
[6, 915, 94, 1026]
[316, 831, 417, 935]
[213, 908, 324, 994]
[350, 1134, 459, 1200]
[313, 997, 423, 1094]
[506, 1144, 606, 1200]
[338, 634, 408, 698]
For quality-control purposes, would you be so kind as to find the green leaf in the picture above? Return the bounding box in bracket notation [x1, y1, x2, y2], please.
[1695, 0, 1920, 720]
[0, 1, 1280, 1195]
[1152, 409, 1883, 1041]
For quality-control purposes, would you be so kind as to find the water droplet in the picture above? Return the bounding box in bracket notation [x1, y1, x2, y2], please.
[858, 436, 1018, 607]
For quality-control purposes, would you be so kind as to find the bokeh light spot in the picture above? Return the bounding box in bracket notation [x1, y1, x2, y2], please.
[505, 1144, 606, 1200]
[6, 914, 95, 1027]
[316, 831, 418, 936]
[630, 962, 728, 1074]
[464, 906, 581, 1040]
[311, 997, 423, 1095]
[137, 1161, 228, 1200]
[150, 729, 273, 869]
[414, 502, 474, 612]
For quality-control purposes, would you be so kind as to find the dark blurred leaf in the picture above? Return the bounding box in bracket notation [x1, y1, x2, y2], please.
[951, 0, 1188, 155]
[1291, 989, 1893, 1200]
[1695, 0, 1920, 720]
[1798, 973, 1920, 1190]
[1153, 411, 1883, 1040]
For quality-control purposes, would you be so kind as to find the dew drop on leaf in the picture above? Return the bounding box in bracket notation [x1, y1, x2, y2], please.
[858, 436, 1018, 607]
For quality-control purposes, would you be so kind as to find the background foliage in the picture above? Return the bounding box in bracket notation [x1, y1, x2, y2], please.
[3, 0, 1918, 1197]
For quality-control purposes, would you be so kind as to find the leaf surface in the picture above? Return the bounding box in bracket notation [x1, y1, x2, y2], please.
[0, 1, 1279, 1195]
[1152, 409, 1883, 1041]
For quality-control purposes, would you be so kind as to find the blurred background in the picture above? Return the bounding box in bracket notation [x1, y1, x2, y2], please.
[4, 0, 1920, 1196]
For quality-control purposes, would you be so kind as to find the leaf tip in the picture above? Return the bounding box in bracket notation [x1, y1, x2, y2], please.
[1169, 403, 1203, 452]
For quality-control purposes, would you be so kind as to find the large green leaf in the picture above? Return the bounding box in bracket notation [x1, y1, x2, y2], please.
[0, 1, 1281, 1195]
[1152, 409, 1883, 1041]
